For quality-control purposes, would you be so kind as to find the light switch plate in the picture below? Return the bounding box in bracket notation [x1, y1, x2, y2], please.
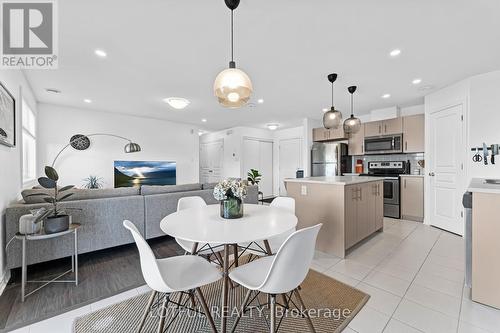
[301, 185, 307, 195]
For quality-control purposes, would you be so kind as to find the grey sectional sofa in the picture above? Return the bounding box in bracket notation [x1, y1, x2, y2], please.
[5, 183, 258, 269]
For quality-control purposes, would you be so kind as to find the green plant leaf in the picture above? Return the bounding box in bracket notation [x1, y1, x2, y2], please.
[45, 166, 59, 181]
[59, 185, 75, 192]
[38, 177, 57, 189]
[25, 193, 50, 197]
[43, 197, 55, 204]
[57, 193, 74, 201]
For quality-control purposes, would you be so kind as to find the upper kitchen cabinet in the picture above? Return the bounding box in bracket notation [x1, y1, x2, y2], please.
[403, 114, 425, 153]
[348, 124, 364, 155]
[364, 118, 403, 137]
[313, 126, 347, 142]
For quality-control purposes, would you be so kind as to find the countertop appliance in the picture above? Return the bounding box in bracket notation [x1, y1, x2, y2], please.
[361, 161, 409, 218]
[364, 134, 403, 155]
[311, 142, 352, 177]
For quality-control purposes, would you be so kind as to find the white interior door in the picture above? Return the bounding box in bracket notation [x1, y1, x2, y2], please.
[279, 138, 303, 196]
[242, 138, 273, 198]
[199, 140, 223, 183]
[428, 104, 465, 235]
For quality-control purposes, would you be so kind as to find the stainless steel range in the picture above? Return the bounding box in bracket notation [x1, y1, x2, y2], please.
[361, 161, 409, 218]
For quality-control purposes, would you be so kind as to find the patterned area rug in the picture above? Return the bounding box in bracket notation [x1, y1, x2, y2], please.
[74, 270, 369, 332]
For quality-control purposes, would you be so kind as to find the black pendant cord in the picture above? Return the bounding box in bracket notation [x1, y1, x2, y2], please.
[331, 82, 334, 108]
[350, 93, 354, 117]
[231, 9, 234, 63]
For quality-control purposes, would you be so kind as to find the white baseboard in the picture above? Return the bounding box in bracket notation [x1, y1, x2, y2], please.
[0, 270, 11, 296]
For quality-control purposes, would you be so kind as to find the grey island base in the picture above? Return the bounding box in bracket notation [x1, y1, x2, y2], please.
[284, 176, 384, 258]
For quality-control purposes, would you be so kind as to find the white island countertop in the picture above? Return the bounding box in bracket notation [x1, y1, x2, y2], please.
[468, 178, 500, 194]
[284, 176, 382, 185]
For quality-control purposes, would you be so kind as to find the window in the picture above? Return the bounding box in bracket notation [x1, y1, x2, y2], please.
[22, 100, 36, 184]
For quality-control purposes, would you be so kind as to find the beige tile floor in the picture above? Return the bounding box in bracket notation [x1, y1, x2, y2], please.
[10, 219, 500, 333]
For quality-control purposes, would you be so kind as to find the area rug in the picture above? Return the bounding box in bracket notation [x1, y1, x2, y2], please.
[74, 270, 369, 332]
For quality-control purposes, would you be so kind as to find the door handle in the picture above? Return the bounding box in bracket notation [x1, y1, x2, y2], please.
[358, 187, 362, 200]
[429, 172, 435, 176]
[404, 179, 407, 188]
[405, 142, 408, 151]
[378, 125, 381, 134]
[384, 124, 387, 133]
[377, 184, 380, 196]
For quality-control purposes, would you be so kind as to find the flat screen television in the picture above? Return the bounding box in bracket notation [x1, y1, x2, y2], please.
[114, 161, 176, 188]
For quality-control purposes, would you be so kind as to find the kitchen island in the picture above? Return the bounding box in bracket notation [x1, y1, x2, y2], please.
[284, 176, 384, 258]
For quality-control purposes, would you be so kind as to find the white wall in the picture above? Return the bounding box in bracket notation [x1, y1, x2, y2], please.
[37, 104, 200, 187]
[273, 126, 304, 195]
[0, 70, 37, 290]
[468, 70, 500, 178]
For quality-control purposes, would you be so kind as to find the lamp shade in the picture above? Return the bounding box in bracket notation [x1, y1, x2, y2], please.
[214, 67, 253, 108]
[343, 115, 362, 134]
[323, 107, 342, 129]
[124, 142, 141, 153]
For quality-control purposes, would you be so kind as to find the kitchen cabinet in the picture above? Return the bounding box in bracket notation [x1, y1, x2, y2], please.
[313, 127, 347, 142]
[348, 125, 364, 155]
[403, 114, 425, 153]
[364, 118, 403, 137]
[400, 176, 424, 222]
[345, 181, 384, 248]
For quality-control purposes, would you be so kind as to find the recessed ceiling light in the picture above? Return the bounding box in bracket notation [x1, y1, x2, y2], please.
[382, 94, 391, 99]
[163, 97, 190, 110]
[412, 78, 422, 85]
[322, 108, 329, 112]
[257, 98, 264, 104]
[201, 118, 207, 123]
[84, 99, 92, 103]
[94, 49, 107, 58]
[267, 123, 279, 131]
[45, 88, 61, 94]
[389, 49, 401, 57]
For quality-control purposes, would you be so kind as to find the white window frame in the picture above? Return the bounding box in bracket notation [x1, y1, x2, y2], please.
[22, 99, 37, 186]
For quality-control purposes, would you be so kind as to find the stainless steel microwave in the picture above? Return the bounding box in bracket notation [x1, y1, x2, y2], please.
[364, 134, 403, 155]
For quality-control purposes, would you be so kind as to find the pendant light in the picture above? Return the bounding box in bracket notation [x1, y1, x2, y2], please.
[323, 73, 342, 129]
[343, 85, 362, 134]
[214, 0, 253, 108]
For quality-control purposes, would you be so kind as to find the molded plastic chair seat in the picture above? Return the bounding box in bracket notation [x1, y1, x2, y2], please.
[229, 255, 274, 290]
[155, 255, 221, 293]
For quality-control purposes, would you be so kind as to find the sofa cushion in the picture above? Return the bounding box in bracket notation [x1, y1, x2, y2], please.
[22, 187, 140, 204]
[140, 184, 203, 196]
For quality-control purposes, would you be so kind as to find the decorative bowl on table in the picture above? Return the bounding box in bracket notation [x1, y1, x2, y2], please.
[213, 179, 247, 219]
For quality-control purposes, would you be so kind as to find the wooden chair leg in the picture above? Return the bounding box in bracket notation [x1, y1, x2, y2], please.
[294, 289, 316, 333]
[231, 289, 253, 333]
[195, 287, 218, 333]
[157, 294, 170, 333]
[137, 290, 157, 333]
[270, 294, 276, 333]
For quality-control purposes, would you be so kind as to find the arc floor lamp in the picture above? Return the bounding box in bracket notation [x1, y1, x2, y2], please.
[51, 133, 141, 167]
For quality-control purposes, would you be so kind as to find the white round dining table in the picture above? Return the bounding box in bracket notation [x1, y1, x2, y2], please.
[160, 203, 298, 333]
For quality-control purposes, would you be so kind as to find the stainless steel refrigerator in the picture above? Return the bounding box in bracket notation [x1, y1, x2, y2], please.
[311, 142, 352, 176]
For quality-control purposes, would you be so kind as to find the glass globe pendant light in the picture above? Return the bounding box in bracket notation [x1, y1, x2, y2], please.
[323, 73, 343, 129]
[343, 85, 362, 134]
[214, 0, 253, 108]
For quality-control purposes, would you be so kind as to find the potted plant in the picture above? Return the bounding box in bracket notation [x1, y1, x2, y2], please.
[247, 169, 262, 185]
[83, 175, 104, 189]
[26, 166, 76, 234]
[213, 179, 247, 219]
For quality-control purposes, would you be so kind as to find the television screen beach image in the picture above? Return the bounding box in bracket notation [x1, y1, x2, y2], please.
[114, 161, 176, 187]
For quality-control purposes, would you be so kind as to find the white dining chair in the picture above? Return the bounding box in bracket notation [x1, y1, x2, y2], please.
[123, 220, 221, 333]
[176, 196, 224, 259]
[229, 224, 322, 333]
[243, 197, 297, 258]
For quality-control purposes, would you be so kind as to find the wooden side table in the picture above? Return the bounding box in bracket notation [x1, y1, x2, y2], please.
[15, 223, 81, 302]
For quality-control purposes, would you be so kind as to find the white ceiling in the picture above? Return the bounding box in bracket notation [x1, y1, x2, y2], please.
[25, 0, 500, 131]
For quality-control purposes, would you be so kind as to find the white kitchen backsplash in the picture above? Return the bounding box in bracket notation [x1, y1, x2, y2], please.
[352, 153, 425, 175]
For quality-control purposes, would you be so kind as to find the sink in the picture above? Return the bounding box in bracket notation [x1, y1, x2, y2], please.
[484, 179, 500, 185]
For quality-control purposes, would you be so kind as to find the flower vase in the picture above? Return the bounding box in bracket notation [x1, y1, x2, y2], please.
[220, 197, 243, 219]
